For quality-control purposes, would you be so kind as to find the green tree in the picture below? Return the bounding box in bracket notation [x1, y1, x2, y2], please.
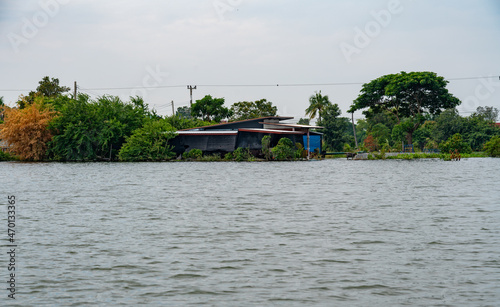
[434, 108, 465, 143]
[371, 123, 391, 146]
[355, 119, 369, 145]
[297, 118, 310, 125]
[230, 99, 277, 121]
[35, 76, 71, 98]
[164, 115, 212, 130]
[439, 133, 472, 154]
[191, 95, 232, 122]
[363, 109, 399, 132]
[462, 115, 500, 151]
[306, 90, 331, 123]
[413, 120, 438, 150]
[349, 71, 461, 144]
[473, 106, 499, 123]
[118, 119, 177, 161]
[483, 135, 500, 157]
[176, 106, 192, 119]
[318, 103, 353, 151]
[271, 137, 296, 161]
[391, 118, 416, 144]
[48, 94, 150, 161]
[18, 76, 70, 108]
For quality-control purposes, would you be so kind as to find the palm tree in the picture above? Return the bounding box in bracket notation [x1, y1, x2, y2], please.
[305, 91, 331, 123]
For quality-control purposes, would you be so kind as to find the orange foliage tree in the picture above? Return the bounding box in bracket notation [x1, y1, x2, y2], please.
[363, 134, 378, 152]
[0, 97, 57, 161]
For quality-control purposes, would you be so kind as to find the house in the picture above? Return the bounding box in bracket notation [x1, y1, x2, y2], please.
[0, 140, 10, 152]
[171, 116, 323, 156]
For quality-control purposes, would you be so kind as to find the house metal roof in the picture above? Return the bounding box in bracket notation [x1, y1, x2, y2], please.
[258, 122, 324, 129]
[176, 130, 238, 136]
[179, 116, 294, 131]
[238, 128, 306, 135]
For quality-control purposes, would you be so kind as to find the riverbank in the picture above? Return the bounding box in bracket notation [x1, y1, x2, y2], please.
[0, 150, 493, 162]
[351, 152, 488, 160]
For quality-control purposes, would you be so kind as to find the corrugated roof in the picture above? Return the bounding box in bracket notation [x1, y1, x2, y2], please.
[238, 128, 306, 135]
[176, 130, 238, 135]
[179, 116, 294, 131]
[259, 122, 324, 129]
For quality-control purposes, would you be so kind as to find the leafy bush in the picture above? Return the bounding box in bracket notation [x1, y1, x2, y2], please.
[261, 135, 271, 160]
[271, 137, 295, 161]
[439, 133, 472, 154]
[343, 143, 352, 152]
[118, 119, 177, 161]
[484, 135, 500, 157]
[233, 147, 252, 161]
[295, 142, 307, 159]
[183, 148, 203, 160]
[224, 152, 233, 161]
[0, 150, 17, 161]
[49, 95, 150, 161]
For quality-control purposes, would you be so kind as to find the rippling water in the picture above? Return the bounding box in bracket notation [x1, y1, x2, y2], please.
[1, 158, 500, 306]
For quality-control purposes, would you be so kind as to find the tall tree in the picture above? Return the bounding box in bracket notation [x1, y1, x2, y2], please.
[318, 103, 353, 151]
[35, 76, 71, 98]
[176, 106, 192, 119]
[473, 106, 499, 123]
[230, 99, 277, 121]
[306, 90, 331, 123]
[18, 76, 70, 108]
[349, 71, 461, 144]
[191, 95, 232, 122]
[0, 96, 57, 161]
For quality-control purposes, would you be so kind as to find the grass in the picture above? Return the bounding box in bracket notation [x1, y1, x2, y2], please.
[380, 152, 487, 160]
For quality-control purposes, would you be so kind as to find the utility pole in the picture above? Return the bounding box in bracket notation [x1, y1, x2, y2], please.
[73, 81, 77, 99]
[171, 100, 175, 116]
[187, 85, 196, 107]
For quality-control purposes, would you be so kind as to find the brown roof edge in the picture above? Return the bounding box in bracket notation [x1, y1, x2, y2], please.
[179, 116, 294, 131]
[258, 122, 324, 129]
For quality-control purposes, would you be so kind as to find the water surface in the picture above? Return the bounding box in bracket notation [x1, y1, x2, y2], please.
[1, 158, 499, 306]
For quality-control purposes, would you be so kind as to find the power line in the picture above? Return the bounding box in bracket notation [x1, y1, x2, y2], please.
[1, 75, 498, 92]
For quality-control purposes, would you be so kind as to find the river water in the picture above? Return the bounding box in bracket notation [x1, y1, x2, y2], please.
[1, 158, 499, 306]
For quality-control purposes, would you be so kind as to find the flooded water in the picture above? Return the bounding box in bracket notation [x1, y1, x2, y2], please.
[1, 158, 500, 306]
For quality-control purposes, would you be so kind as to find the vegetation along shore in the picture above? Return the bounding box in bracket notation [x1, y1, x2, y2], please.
[1, 72, 499, 162]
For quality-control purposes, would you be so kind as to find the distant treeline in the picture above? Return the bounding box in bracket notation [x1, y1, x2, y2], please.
[1, 76, 499, 161]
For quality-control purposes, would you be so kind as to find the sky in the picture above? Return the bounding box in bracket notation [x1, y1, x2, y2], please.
[1, 0, 499, 121]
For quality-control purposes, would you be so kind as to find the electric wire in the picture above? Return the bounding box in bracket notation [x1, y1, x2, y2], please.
[1, 75, 498, 92]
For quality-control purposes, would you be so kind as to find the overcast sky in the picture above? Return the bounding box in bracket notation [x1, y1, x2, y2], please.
[1, 0, 499, 121]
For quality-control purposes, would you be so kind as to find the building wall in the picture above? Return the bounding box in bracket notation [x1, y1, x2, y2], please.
[170, 134, 237, 154]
